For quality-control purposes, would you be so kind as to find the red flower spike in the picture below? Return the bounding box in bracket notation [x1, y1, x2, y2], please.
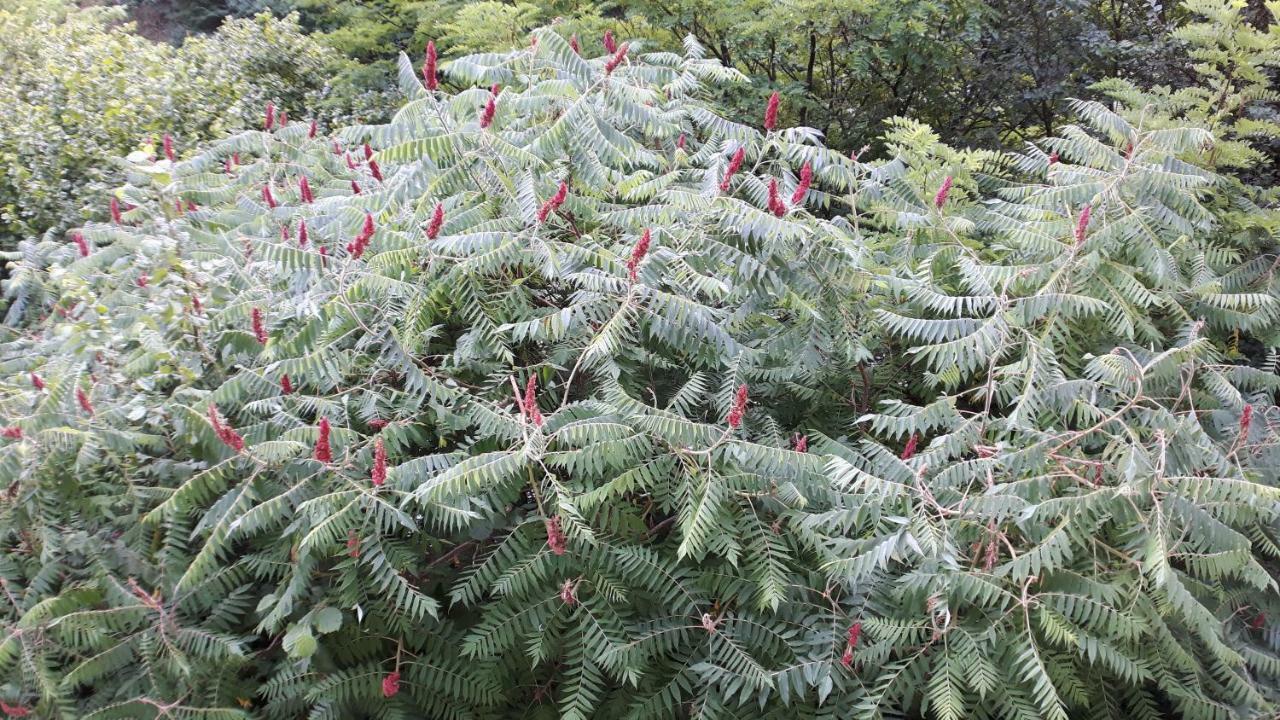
[308, 119, 318, 138]
[0, 701, 31, 717]
[767, 178, 787, 217]
[791, 163, 813, 204]
[319, 246, 328, 258]
[426, 203, 445, 239]
[522, 375, 544, 426]
[251, 308, 268, 345]
[280, 224, 290, 243]
[361, 212, 375, 239]
[901, 433, 918, 460]
[265, 102, 275, 130]
[603, 29, 617, 54]
[369, 159, 384, 182]
[423, 41, 438, 91]
[764, 91, 780, 131]
[315, 417, 332, 463]
[2, 427, 22, 440]
[347, 529, 360, 558]
[793, 434, 808, 453]
[490, 83, 502, 96]
[278, 110, 288, 127]
[840, 647, 853, 667]
[627, 228, 651, 282]
[71, 231, 89, 257]
[191, 295, 202, 314]
[163, 134, 175, 163]
[364, 143, 373, 162]
[604, 43, 628, 74]
[298, 219, 309, 247]
[1241, 404, 1254, 435]
[345, 153, 356, 170]
[110, 197, 122, 224]
[537, 181, 569, 224]
[369, 419, 389, 430]
[371, 437, 387, 487]
[726, 384, 748, 428]
[136, 274, 148, 288]
[1048, 151, 1059, 165]
[30, 373, 44, 391]
[381, 671, 400, 698]
[560, 579, 577, 606]
[933, 175, 952, 209]
[1074, 204, 1091, 246]
[848, 622, 862, 648]
[207, 404, 244, 452]
[351, 180, 362, 195]
[233, 152, 240, 165]
[224, 157, 233, 175]
[281, 375, 293, 394]
[77, 387, 94, 416]
[186, 200, 197, 212]
[479, 95, 497, 128]
[569, 34, 581, 53]
[677, 134, 686, 150]
[262, 184, 277, 209]
[546, 516, 566, 555]
[299, 176, 314, 204]
[719, 148, 745, 192]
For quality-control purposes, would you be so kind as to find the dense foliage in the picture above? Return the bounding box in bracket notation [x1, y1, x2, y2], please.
[2, 1, 1280, 719]
[0, 1, 364, 248]
[160, 0, 1195, 150]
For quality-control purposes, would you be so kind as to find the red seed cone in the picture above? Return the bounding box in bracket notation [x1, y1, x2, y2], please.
[767, 178, 787, 217]
[1074, 204, 1091, 246]
[479, 95, 497, 128]
[308, 119, 318, 138]
[521, 375, 544, 426]
[726, 384, 748, 428]
[369, 159, 384, 182]
[793, 434, 808, 452]
[298, 219, 309, 247]
[426, 203, 445, 239]
[251, 308, 268, 345]
[281, 375, 293, 394]
[265, 102, 275, 130]
[792, 162, 813, 204]
[381, 670, 400, 698]
[278, 109, 288, 127]
[901, 433, 919, 460]
[299, 176, 314, 204]
[262, 184, 278, 209]
[371, 437, 387, 487]
[315, 417, 332, 462]
[30, 373, 44, 390]
[627, 228, 651, 282]
[364, 143, 373, 161]
[603, 29, 617, 53]
[0, 701, 31, 717]
[719, 148, 745, 192]
[546, 516, 566, 555]
[1, 426, 21, 440]
[77, 387, 94, 416]
[71, 232, 89, 257]
[764, 91, 780, 131]
[351, 180, 362, 195]
[604, 43, 628, 74]
[207, 404, 244, 452]
[934, 175, 953, 209]
[423, 41, 438, 91]
[347, 529, 360, 558]
[677, 134, 686, 150]
[163, 134, 175, 162]
[1048, 151, 1059, 165]
[136, 274, 149, 288]
[569, 34, 581, 54]
[536, 181, 569, 224]
[110, 197, 123, 224]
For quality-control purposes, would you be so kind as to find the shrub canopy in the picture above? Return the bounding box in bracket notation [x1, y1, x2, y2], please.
[2, 3, 1280, 719]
